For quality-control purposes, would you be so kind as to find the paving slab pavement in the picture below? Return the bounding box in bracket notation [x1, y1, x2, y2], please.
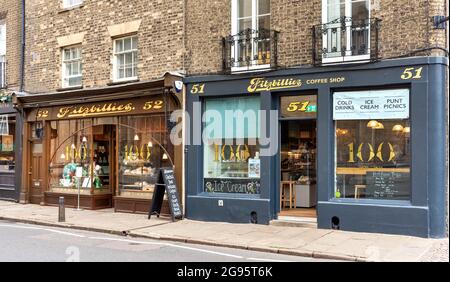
[1, 200, 447, 262]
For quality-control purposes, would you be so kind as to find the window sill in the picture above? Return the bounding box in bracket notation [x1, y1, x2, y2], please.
[321, 54, 371, 65]
[58, 4, 85, 14]
[230, 64, 272, 74]
[107, 78, 140, 86]
[56, 85, 83, 92]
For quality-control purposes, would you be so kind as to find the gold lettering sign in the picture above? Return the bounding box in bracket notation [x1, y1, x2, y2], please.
[54, 100, 165, 119]
[247, 78, 302, 93]
[57, 103, 135, 119]
[247, 76, 347, 93]
[280, 95, 317, 118]
[347, 142, 396, 163]
[37, 110, 49, 118]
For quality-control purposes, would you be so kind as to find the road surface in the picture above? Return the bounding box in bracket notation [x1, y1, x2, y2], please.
[0, 220, 336, 262]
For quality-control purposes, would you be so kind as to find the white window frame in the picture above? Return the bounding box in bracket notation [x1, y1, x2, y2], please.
[61, 46, 82, 88]
[231, 0, 270, 72]
[112, 36, 138, 82]
[322, 0, 371, 64]
[1, 21, 7, 88]
[0, 21, 6, 58]
[63, 0, 83, 9]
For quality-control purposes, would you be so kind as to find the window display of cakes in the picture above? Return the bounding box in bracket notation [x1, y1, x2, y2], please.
[120, 163, 158, 192]
[123, 166, 155, 176]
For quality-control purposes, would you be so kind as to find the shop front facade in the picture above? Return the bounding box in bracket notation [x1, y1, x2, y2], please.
[17, 75, 183, 214]
[0, 91, 22, 201]
[184, 57, 448, 238]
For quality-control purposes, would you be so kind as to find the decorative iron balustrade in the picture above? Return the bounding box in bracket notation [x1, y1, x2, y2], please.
[223, 28, 279, 73]
[0, 61, 6, 89]
[312, 17, 381, 65]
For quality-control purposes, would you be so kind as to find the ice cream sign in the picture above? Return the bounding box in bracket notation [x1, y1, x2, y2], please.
[333, 89, 409, 120]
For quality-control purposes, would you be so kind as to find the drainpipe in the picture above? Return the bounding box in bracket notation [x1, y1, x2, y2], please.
[19, 0, 25, 92]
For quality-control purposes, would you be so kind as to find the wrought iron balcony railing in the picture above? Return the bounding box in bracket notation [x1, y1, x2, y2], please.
[0, 60, 6, 89]
[312, 17, 381, 65]
[223, 28, 279, 73]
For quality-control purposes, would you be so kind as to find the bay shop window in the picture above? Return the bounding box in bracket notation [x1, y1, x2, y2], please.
[48, 116, 173, 199]
[203, 96, 261, 194]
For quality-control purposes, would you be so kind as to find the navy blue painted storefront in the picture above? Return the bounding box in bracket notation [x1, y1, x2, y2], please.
[184, 57, 448, 238]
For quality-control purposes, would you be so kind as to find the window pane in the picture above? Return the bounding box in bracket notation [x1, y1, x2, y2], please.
[64, 49, 71, 60]
[238, 0, 252, 18]
[327, 0, 345, 22]
[238, 18, 252, 32]
[72, 62, 80, 75]
[258, 0, 270, 15]
[117, 54, 125, 67]
[203, 97, 261, 195]
[352, 0, 369, 22]
[118, 68, 124, 79]
[69, 76, 82, 86]
[125, 67, 133, 78]
[49, 119, 93, 194]
[124, 37, 132, 51]
[0, 115, 15, 173]
[334, 89, 411, 201]
[115, 39, 123, 53]
[131, 37, 138, 49]
[258, 15, 270, 31]
[118, 116, 173, 199]
[65, 63, 72, 76]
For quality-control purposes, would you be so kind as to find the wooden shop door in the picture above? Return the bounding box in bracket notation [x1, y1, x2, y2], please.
[29, 141, 44, 204]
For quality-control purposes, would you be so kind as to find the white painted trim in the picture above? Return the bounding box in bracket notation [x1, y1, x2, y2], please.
[61, 46, 82, 88]
[62, 0, 83, 9]
[0, 21, 6, 57]
[322, 54, 370, 64]
[231, 64, 271, 73]
[112, 35, 138, 82]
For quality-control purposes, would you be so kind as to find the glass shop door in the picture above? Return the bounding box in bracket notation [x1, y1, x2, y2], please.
[279, 94, 318, 218]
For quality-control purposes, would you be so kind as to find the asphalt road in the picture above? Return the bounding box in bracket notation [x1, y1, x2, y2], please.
[0, 220, 335, 262]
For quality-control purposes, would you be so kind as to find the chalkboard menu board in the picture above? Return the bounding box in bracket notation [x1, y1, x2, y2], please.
[365, 171, 410, 200]
[149, 169, 183, 221]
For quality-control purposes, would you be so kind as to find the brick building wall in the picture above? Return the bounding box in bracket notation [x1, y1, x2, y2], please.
[184, 0, 231, 75]
[0, 0, 21, 90]
[24, 0, 185, 94]
[185, 0, 448, 75]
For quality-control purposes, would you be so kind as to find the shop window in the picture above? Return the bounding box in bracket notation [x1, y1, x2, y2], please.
[62, 46, 82, 88]
[113, 36, 138, 82]
[0, 114, 15, 173]
[334, 89, 411, 200]
[49, 119, 97, 194]
[63, 0, 83, 9]
[47, 115, 173, 198]
[203, 96, 261, 194]
[31, 122, 44, 139]
[118, 115, 173, 199]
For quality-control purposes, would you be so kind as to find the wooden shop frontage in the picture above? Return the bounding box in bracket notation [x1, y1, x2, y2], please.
[0, 90, 23, 202]
[16, 74, 183, 214]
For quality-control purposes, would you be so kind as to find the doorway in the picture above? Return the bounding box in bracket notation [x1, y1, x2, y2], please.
[279, 119, 317, 218]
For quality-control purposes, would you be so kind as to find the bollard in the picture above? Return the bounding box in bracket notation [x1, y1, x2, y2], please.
[58, 196, 65, 222]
